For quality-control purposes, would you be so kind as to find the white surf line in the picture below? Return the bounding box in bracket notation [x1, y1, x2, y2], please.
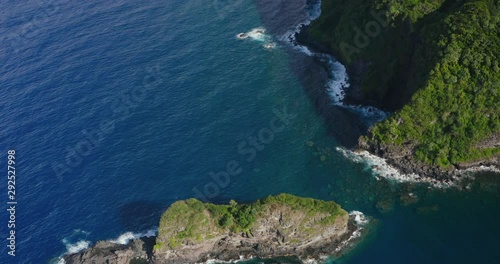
[458, 165, 500, 176]
[109, 228, 157, 245]
[336, 147, 453, 187]
[203, 255, 258, 264]
[349, 210, 369, 226]
[56, 228, 158, 263]
[285, 2, 498, 185]
[279, 0, 387, 122]
[333, 211, 369, 254]
[337, 147, 500, 187]
[57, 237, 91, 264]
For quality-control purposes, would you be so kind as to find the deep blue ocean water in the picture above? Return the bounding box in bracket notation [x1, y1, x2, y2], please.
[0, 1, 499, 263]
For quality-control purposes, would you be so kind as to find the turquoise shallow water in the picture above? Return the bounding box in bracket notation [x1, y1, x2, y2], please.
[0, 0, 498, 263]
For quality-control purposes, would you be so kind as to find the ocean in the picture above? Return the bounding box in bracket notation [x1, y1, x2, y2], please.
[0, 0, 498, 263]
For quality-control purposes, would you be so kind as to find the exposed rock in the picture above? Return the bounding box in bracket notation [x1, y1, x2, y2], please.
[64, 237, 155, 264]
[357, 136, 500, 181]
[64, 194, 362, 264]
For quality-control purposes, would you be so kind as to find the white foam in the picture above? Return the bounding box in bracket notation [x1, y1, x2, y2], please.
[280, 26, 312, 56]
[459, 165, 500, 175]
[278, 0, 321, 55]
[263, 42, 277, 49]
[336, 147, 500, 188]
[57, 228, 158, 263]
[236, 33, 248, 39]
[336, 147, 445, 186]
[110, 232, 137, 245]
[60, 229, 92, 256]
[321, 54, 389, 121]
[109, 228, 157, 245]
[329, 210, 369, 254]
[246, 27, 267, 42]
[324, 56, 349, 103]
[278, 0, 389, 123]
[349, 211, 369, 226]
[203, 258, 247, 264]
[237, 27, 277, 50]
[334, 229, 362, 253]
[303, 258, 320, 264]
[66, 240, 91, 254]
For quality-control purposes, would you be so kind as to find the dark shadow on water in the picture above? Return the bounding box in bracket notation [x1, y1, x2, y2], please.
[253, 0, 312, 35]
[290, 54, 369, 148]
[253, 0, 370, 148]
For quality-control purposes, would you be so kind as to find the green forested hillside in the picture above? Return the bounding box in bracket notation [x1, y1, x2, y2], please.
[310, 0, 500, 168]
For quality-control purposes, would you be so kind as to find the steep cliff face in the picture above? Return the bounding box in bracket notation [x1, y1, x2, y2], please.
[309, 0, 500, 175]
[64, 194, 359, 264]
[308, 0, 434, 110]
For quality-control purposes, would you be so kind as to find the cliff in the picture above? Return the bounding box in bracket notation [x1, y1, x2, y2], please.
[307, 0, 500, 178]
[64, 194, 359, 264]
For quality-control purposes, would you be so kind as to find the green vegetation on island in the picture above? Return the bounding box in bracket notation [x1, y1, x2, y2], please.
[310, 0, 500, 168]
[65, 194, 354, 264]
[155, 194, 346, 250]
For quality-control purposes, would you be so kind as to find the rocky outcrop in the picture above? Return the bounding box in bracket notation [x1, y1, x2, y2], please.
[154, 203, 353, 263]
[357, 137, 500, 181]
[151, 222, 356, 264]
[64, 237, 155, 264]
[64, 194, 362, 264]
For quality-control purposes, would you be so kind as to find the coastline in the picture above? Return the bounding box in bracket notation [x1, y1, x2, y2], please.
[337, 147, 500, 188]
[257, 0, 388, 148]
[61, 195, 370, 264]
[290, 1, 500, 183]
[61, 219, 363, 264]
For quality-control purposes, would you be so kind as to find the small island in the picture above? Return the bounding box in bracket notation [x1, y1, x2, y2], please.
[64, 194, 361, 264]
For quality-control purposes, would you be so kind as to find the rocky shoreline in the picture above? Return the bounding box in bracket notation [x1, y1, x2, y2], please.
[63, 195, 365, 264]
[63, 222, 359, 264]
[295, 25, 374, 110]
[357, 138, 500, 182]
[153, 222, 358, 264]
[295, 21, 500, 182]
[63, 237, 155, 264]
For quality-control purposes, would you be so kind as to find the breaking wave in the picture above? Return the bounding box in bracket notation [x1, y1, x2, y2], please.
[349, 211, 369, 226]
[335, 147, 500, 187]
[55, 228, 157, 263]
[279, 0, 387, 122]
[236, 27, 277, 49]
[109, 228, 158, 245]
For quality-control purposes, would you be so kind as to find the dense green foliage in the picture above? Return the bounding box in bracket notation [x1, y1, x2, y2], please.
[156, 194, 345, 249]
[204, 199, 257, 232]
[260, 193, 344, 225]
[311, 0, 500, 167]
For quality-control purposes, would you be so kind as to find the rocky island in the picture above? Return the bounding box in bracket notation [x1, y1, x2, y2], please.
[64, 194, 362, 264]
[304, 0, 500, 180]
